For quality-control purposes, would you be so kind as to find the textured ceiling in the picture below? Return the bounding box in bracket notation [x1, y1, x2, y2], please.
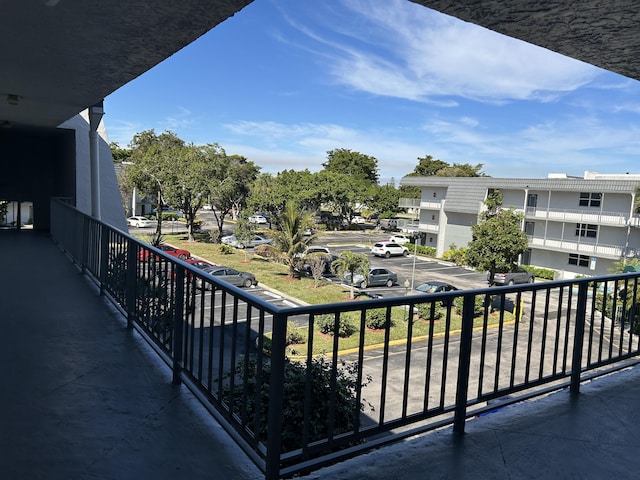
[412, 1, 640, 80]
[0, 0, 253, 128]
[1, 0, 639, 129]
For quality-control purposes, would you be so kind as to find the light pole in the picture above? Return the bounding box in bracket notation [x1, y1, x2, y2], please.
[404, 279, 411, 322]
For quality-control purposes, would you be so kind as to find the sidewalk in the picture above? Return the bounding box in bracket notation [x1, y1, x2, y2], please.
[0, 231, 263, 480]
[301, 365, 640, 479]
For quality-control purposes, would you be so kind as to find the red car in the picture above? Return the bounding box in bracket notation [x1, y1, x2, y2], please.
[139, 243, 191, 261]
[185, 258, 215, 269]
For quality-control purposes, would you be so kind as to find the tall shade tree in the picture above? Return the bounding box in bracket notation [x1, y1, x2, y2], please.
[161, 144, 212, 242]
[330, 251, 370, 300]
[314, 170, 370, 225]
[125, 130, 185, 236]
[247, 169, 319, 221]
[206, 149, 260, 239]
[466, 190, 528, 286]
[368, 183, 401, 219]
[323, 148, 379, 184]
[259, 202, 317, 278]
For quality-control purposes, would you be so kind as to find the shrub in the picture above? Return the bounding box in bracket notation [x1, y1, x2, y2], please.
[316, 313, 357, 338]
[285, 321, 304, 345]
[442, 244, 467, 266]
[218, 244, 235, 254]
[365, 308, 393, 329]
[415, 302, 445, 321]
[222, 358, 372, 453]
[414, 245, 436, 257]
[522, 265, 555, 280]
[454, 294, 486, 318]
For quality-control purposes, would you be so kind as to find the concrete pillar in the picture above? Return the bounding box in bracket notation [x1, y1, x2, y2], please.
[89, 101, 105, 219]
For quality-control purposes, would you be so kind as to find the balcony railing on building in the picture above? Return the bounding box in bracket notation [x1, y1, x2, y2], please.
[527, 235, 625, 259]
[51, 199, 640, 480]
[525, 207, 629, 226]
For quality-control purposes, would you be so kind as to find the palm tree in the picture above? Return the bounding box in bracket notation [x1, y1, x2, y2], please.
[263, 202, 316, 278]
[331, 250, 370, 299]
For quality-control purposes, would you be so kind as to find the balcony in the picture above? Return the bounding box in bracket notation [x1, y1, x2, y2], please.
[525, 207, 629, 226]
[399, 197, 421, 208]
[528, 235, 624, 258]
[4, 199, 640, 479]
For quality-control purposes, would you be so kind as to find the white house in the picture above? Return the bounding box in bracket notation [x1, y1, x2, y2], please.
[400, 172, 640, 277]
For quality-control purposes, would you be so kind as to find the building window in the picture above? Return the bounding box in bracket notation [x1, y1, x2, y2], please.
[579, 192, 602, 207]
[575, 223, 598, 238]
[568, 254, 590, 267]
[524, 221, 535, 236]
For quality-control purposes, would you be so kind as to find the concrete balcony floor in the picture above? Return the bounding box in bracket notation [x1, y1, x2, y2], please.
[2, 230, 640, 479]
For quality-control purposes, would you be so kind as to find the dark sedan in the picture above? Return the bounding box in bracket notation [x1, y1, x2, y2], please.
[414, 280, 458, 294]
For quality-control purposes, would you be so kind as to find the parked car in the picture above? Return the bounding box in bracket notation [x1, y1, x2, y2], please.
[248, 214, 268, 225]
[351, 215, 366, 224]
[303, 246, 330, 256]
[489, 267, 535, 286]
[344, 267, 398, 289]
[220, 234, 273, 249]
[185, 258, 215, 270]
[371, 241, 409, 258]
[414, 280, 459, 294]
[139, 243, 191, 261]
[389, 234, 411, 245]
[127, 216, 153, 228]
[203, 266, 257, 288]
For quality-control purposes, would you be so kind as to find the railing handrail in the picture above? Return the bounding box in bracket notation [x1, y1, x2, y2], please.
[50, 198, 640, 480]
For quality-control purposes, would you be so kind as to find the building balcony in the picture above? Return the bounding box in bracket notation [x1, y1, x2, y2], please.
[525, 207, 629, 226]
[419, 222, 440, 233]
[399, 197, 421, 208]
[528, 235, 624, 258]
[6, 200, 640, 479]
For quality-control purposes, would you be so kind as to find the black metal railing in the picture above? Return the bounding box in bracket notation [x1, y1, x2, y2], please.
[50, 199, 640, 479]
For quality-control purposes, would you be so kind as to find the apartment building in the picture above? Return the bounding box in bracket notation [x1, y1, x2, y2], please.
[400, 172, 640, 277]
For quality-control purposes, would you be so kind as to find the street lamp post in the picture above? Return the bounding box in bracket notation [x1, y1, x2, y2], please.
[404, 279, 411, 322]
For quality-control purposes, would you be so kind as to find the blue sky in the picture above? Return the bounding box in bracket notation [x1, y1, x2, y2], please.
[105, 0, 640, 184]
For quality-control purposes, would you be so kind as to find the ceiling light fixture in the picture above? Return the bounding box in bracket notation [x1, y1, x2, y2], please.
[7, 94, 21, 106]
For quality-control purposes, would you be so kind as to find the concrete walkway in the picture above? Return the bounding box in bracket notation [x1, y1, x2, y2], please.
[2, 230, 640, 480]
[0, 231, 262, 480]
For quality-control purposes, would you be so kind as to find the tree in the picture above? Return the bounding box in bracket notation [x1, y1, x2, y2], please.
[109, 142, 132, 163]
[368, 183, 401, 219]
[411, 155, 449, 176]
[260, 202, 317, 278]
[125, 130, 185, 236]
[331, 251, 370, 299]
[161, 144, 213, 241]
[634, 184, 640, 214]
[206, 150, 260, 240]
[322, 148, 379, 184]
[466, 190, 528, 286]
[247, 170, 319, 222]
[314, 170, 371, 226]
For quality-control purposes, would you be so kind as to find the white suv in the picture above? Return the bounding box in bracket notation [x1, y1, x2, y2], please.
[371, 241, 409, 258]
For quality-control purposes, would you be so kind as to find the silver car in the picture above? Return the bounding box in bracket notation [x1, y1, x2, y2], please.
[489, 267, 535, 286]
[344, 267, 398, 289]
[220, 234, 273, 249]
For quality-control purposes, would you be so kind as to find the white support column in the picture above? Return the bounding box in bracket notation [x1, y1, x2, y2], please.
[89, 101, 104, 220]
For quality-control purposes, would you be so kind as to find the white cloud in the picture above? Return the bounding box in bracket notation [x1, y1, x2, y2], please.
[281, 0, 601, 103]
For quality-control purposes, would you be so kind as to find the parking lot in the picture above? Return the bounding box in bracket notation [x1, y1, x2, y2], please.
[314, 230, 489, 298]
